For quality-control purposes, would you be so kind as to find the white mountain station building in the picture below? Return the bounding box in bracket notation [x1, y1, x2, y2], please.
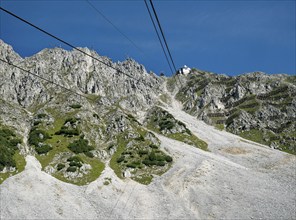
[177, 65, 191, 75]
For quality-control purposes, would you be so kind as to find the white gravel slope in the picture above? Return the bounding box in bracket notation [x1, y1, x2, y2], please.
[1, 102, 295, 219]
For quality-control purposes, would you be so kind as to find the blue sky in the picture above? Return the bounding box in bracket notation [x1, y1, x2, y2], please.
[0, 0, 295, 76]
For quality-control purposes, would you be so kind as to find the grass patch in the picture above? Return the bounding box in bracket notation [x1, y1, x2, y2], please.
[238, 129, 296, 155]
[53, 154, 105, 186]
[32, 108, 106, 185]
[238, 129, 266, 145]
[167, 133, 208, 151]
[35, 144, 53, 155]
[69, 104, 82, 109]
[34, 110, 84, 168]
[0, 150, 26, 184]
[159, 94, 171, 104]
[109, 129, 173, 184]
[0, 127, 22, 171]
[36, 134, 76, 169]
[132, 174, 153, 185]
[215, 124, 224, 131]
[109, 136, 126, 179]
[68, 139, 94, 154]
[87, 94, 101, 103]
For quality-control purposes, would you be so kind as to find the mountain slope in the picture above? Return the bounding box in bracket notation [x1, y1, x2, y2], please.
[0, 39, 175, 185]
[170, 70, 296, 153]
[1, 106, 295, 219]
[0, 40, 295, 219]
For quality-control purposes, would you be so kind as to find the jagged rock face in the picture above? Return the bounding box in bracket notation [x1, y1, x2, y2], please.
[0, 40, 22, 63]
[0, 40, 163, 112]
[0, 40, 170, 185]
[230, 84, 247, 100]
[175, 70, 296, 153]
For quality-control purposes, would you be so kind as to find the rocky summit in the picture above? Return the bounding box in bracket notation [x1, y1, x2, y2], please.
[0, 39, 295, 219]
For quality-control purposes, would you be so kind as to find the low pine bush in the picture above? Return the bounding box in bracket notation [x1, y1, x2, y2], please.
[68, 139, 94, 154]
[57, 163, 65, 171]
[66, 166, 77, 172]
[35, 144, 52, 155]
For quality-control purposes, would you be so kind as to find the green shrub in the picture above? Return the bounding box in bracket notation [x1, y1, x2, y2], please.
[0, 145, 16, 170]
[9, 138, 22, 147]
[127, 114, 138, 123]
[165, 155, 173, 162]
[185, 128, 192, 135]
[65, 118, 79, 125]
[68, 139, 94, 154]
[0, 128, 15, 138]
[67, 166, 77, 172]
[156, 161, 165, 166]
[70, 104, 82, 109]
[28, 129, 50, 147]
[177, 121, 186, 127]
[0, 128, 22, 170]
[116, 156, 125, 163]
[33, 121, 41, 126]
[138, 150, 148, 156]
[149, 144, 158, 149]
[67, 156, 83, 163]
[93, 113, 99, 118]
[57, 163, 65, 171]
[142, 159, 156, 166]
[126, 163, 137, 168]
[135, 135, 145, 141]
[154, 155, 166, 161]
[107, 144, 114, 150]
[148, 152, 156, 161]
[35, 144, 52, 155]
[123, 151, 132, 155]
[85, 151, 94, 158]
[141, 150, 172, 167]
[69, 161, 82, 168]
[37, 113, 47, 119]
[55, 126, 80, 136]
[159, 119, 175, 131]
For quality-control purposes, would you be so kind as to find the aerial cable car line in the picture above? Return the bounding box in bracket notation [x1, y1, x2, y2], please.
[144, 0, 183, 87]
[144, 0, 174, 75]
[85, 0, 146, 56]
[148, 0, 177, 73]
[0, 6, 142, 83]
[148, 0, 183, 87]
[0, 58, 94, 102]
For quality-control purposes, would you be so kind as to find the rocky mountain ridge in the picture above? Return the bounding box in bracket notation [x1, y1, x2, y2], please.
[0, 39, 295, 186]
[172, 70, 295, 153]
[0, 39, 190, 185]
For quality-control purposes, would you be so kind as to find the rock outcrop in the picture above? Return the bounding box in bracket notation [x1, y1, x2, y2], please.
[174, 69, 296, 153]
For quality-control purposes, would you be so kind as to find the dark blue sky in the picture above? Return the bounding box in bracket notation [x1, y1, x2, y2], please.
[0, 0, 295, 76]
